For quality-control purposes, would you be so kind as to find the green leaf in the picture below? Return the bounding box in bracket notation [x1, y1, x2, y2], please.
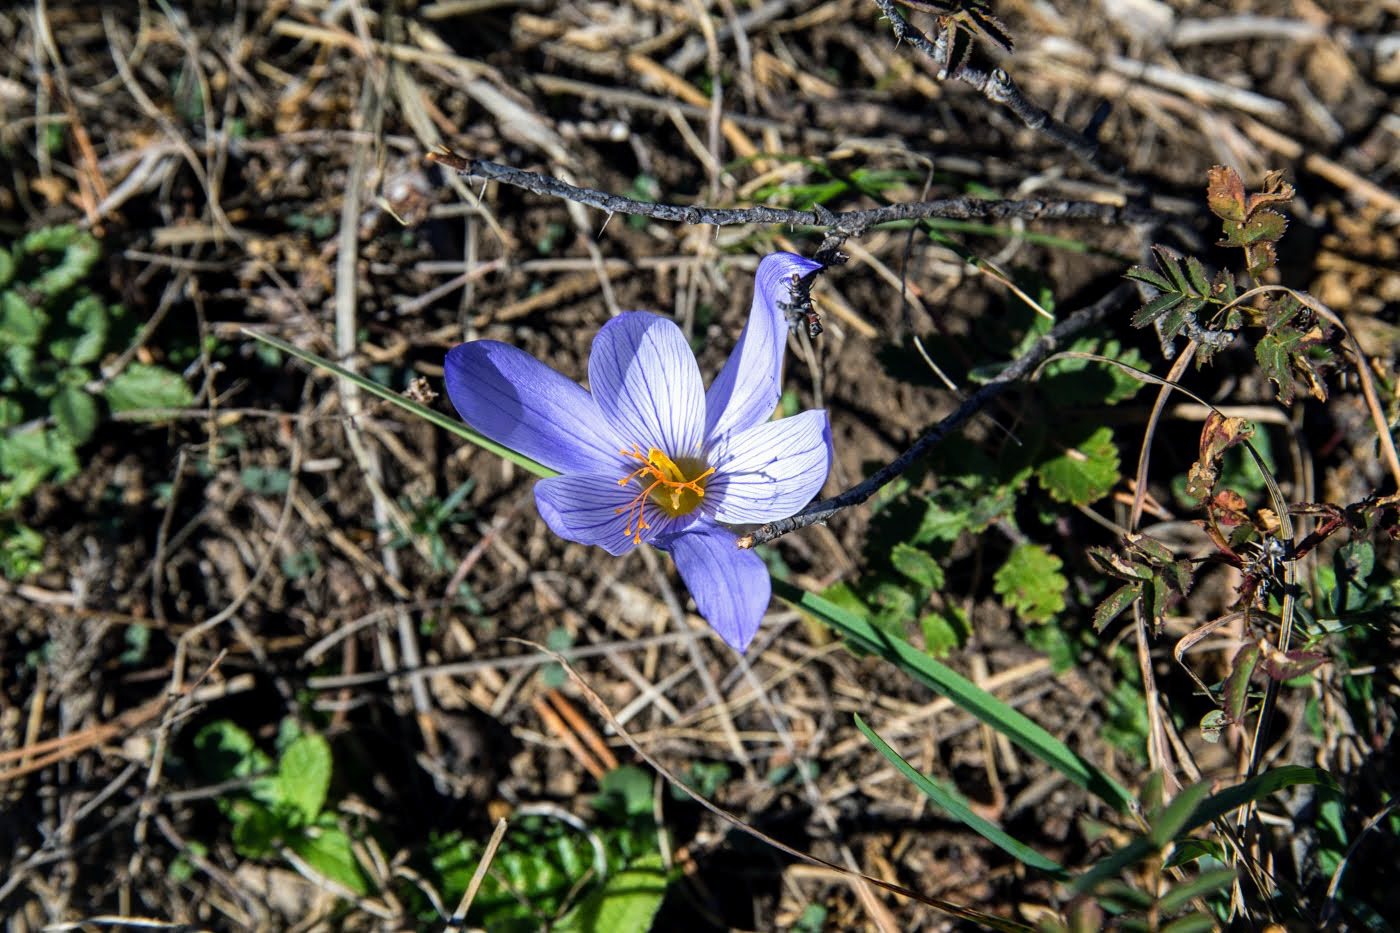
[0, 426, 80, 492]
[1184, 256, 1211, 297]
[1157, 867, 1236, 915]
[993, 543, 1068, 623]
[1124, 264, 1173, 293]
[856, 714, 1067, 876]
[0, 248, 13, 289]
[891, 542, 944, 590]
[1255, 327, 1304, 405]
[25, 226, 101, 297]
[920, 608, 968, 658]
[230, 801, 282, 857]
[1094, 583, 1140, 632]
[1223, 642, 1260, 725]
[0, 291, 45, 347]
[1036, 426, 1120, 505]
[1199, 709, 1228, 744]
[778, 580, 1134, 811]
[552, 852, 670, 933]
[289, 826, 369, 895]
[62, 293, 109, 365]
[193, 720, 271, 782]
[0, 518, 44, 580]
[1151, 781, 1213, 846]
[1131, 291, 1186, 329]
[50, 386, 97, 445]
[595, 765, 654, 818]
[1243, 209, 1287, 244]
[103, 363, 195, 414]
[1070, 766, 1336, 894]
[277, 733, 332, 822]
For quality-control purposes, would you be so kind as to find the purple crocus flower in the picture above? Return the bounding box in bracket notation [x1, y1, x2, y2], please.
[444, 253, 832, 652]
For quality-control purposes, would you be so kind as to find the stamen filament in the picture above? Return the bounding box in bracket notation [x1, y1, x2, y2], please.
[613, 444, 716, 543]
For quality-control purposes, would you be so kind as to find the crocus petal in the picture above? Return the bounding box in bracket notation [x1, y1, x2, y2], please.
[659, 524, 771, 652]
[535, 473, 705, 556]
[588, 312, 706, 458]
[534, 473, 641, 556]
[703, 410, 832, 524]
[445, 342, 627, 475]
[705, 253, 824, 440]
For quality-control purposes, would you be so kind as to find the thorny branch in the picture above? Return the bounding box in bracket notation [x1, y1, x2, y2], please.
[428, 152, 1168, 258]
[738, 284, 1135, 549]
[870, 0, 1130, 185]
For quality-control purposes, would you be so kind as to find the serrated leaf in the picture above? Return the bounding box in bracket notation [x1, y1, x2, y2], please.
[993, 543, 1067, 624]
[50, 386, 97, 445]
[277, 733, 332, 823]
[0, 426, 79, 491]
[1247, 241, 1278, 279]
[1126, 532, 1174, 564]
[1155, 247, 1189, 292]
[1243, 209, 1287, 244]
[63, 294, 109, 365]
[891, 542, 944, 590]
[1094, 583, 1140, 632]
[193, 720, 272, 782]
[921, 609, 968, 658]
[1036, 426, 1120, 505]
[1206, 165, 1247, 222]
[1223, 642, 1261, 725]
[1244, 170, 1294, 214]
[1041, 339, 1148, 406]
[1184, 256, 1210, 296]
[289, 827, 368, 895]
[916, 495, 969, 542]
[1211, 269, 1238, 306]
[0, 291, 45, 347]
[552, 852, 669, 933]
[27, 227, 101, 298]
[1124, 264, 1173, 292]
[103, 363, 195, 414]
[1131, 291, 1186, 329]
[1255, 328, 1303, 404]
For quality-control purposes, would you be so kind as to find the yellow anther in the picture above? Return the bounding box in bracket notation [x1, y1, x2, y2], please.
[614, 445, 715, 543]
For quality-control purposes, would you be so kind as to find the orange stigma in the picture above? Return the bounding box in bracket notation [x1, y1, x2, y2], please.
[615, 445, 715, 543]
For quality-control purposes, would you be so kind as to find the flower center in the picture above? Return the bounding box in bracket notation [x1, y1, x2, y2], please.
[615, 445, 715, 542]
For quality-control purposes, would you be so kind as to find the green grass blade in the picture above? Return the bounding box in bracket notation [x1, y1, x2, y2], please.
[1070, 766, 1337, 894]
[775, 580, 1133, 812]
[855, 714, 1067, 877]
[243, 328, 557, 479]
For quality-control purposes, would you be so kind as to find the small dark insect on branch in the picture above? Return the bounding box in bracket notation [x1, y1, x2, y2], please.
[900, 0, 1015, 78]
[428, 151, 1168, 258]
[738, 284, 1135, 549]
[870, 0, 1130, 186]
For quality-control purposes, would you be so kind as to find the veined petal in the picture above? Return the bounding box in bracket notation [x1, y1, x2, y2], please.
[705, 253, 824, 440]
[589, 312, 706, 458]
[445, 342, 626, 475]
[704, 410, 832, 524]
[658, 524, 771, 652]
[535, 473, 705, 556]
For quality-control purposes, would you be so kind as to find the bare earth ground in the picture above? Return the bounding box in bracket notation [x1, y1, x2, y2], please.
[1, 1, 1397, 930]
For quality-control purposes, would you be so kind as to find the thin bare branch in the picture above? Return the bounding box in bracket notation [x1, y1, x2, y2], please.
[739, 284, 1135, 548]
